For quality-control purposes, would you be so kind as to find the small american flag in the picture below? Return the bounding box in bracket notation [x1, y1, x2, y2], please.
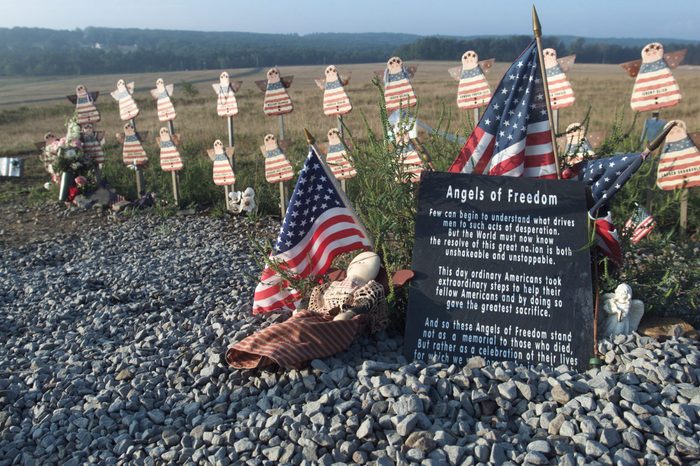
[449, 41, 556, 178]
[624, 203, 656, 244]
[252, 146, 372, 314]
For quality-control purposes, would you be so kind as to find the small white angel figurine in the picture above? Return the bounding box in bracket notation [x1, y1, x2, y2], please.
[600, 284, 645, 337]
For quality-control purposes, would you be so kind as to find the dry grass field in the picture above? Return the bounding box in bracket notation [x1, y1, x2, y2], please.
[2, 62, 700, 160]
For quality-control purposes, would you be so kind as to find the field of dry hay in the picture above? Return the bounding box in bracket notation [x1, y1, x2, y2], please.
[1, 62, 699, 161]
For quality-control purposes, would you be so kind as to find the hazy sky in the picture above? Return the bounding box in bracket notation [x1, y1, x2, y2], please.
[2, 0, 698, 40]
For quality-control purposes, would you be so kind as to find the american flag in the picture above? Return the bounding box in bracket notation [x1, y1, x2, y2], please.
[545, 61, 575, 110]
[449, 41, 557, 178]
[624, 203, 656, 244]
[657, 134, 700, 190]
[252, 146, 372, 314]
[631, 58, 681, 112]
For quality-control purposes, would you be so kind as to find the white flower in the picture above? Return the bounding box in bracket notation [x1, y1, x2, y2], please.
[70, 163, 79, 170]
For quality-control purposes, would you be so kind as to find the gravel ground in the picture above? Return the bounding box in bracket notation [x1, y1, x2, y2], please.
[1, 213, 700, 466]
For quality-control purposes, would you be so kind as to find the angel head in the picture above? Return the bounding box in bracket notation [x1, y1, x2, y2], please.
[116, 79, 126, 91]
[565, 122, 585, 141]
[219, 71, 230, 87]
[327, 128, 341, 145]
[263, 133, 278, 150]
[665, 119, 688, 143]
[155, 78, 165, 91]
[76, 84, 87, 96]
[81, 123, 95, 135]
[461, 50, 479, 70]
[543, 48, 558, 68]
[642, 43, 664, 62]
[387, 57, 403, 74]
[123, 122, 135, 135]
[267, 67, 281, 83]
[213, 139, 225, 153]
[159, 127, 171, 140]
[325, 65, 339, 82]
[44, 131, 57, 143]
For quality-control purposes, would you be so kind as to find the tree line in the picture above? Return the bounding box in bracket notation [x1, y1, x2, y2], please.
[0, 27, 697, 76]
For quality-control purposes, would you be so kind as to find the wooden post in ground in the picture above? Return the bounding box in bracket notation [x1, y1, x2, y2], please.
[553, 109, 560, 134]
[167, 120, 180, 207]
[472, 107, 479, 129]
[225, 116, 236, 209]
[130, 118, 146, 197]
[680, 188, 689, 238]
[278, 114, 288, 217]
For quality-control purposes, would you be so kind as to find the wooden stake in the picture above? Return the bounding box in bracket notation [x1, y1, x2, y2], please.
[553, 109, 559, 134]
[337, 115, 344, 138]
[472, 107, 479, 129]
[680, 188, 688, 237]
[225, 115, 236, 210]
[167, 119, 181, 207]
[278, 114, 286, 141]
[532, 6, 561, 179]
[645, 112, 661, 211]
[130, 118, 146, 197]
[279, 181, 287, 218]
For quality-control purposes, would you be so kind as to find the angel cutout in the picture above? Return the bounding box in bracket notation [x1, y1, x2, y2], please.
[315, 65, 352, 116]
[657, 120, 700, 191]
[260, 134, 294, 183]
[560, 122, 602, 166]
[36, 132, 59, 180]
[448, 50, 494, 110]
[543, 49, 575, 110]
[212, 71, 242, 117]
[379, 57, 418, 115]
[620, 43, 685, 112]
[324, 128, 356, 180]
[110, 79, 139, 121]
[150, 78, 176, 122]
[394, 125, 424, 183]
[207, 139, 236, 186]
[156, 127, 183, 172]
[255, 68, 294, 116]
[67, 85, 100, 125]
[116, 122, 148, 166]
[80, 124, 106, 165]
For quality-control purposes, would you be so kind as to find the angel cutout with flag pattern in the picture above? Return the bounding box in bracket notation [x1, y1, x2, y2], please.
[150, 78, 176, 122]
[255, 68, 294, 116]
[379, 57, 418, 115]
[620, 43, 685, 112]
[110, 79, 139, 121]
[207, 139, 236, 186]
[323, 128, 356, 180]
[448, 50, 494, 110]
[212, 71, 242, 117]
[67, 85, 100, 124]
[657, 120, 700, 191]
[156, 127, 183, 172]
[315, 65, 352, 116]
[543, 49, 576, 110]
[80, 124, 106, 166]
[116, 122, 148, 166]
[395, 124, 425, 183]
[559, 122, 604, 166]
[260, 134, 294, 183]
[36, 131, 59, 181]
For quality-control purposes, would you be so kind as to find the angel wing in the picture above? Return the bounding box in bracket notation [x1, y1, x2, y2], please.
[620, 59, 642, 78]
[94, 131, 106, 144]
[149, 88, 160, 99]
[278, 139, 290, 152]
[165, 84, 174, 96]
[448, 66, 461, 81]
[126, 82, 135, 94]
[155, 136, 162, 145]
[478, 58, 495, 74]
[587, 131, 605, 148]
[89, 91, 99, 101]
[689, 132, 700, 149]
[259, 144, 267, 156]
[281, 76, 294, 88]
[314, 78, 326, 91]
[404, 65, 418, 79]
[318, 142, 329, 155]
[556, 54, 576, 73]
[206, 148, 216, 161]
[231, 81, 242, 93]
[116, 133, 125, 144]
[225, 147, 235, 157]
[374, 70, 384, 79]
[339, 72, 351, 86]
[212, 83, 222, 94]
[66, 94, 78, 105]
[35, 141, 47, 150]
[171, 134, 181, 146]
[664, 49, 686, 69]
[136, 131, 148, 141]
[254, 79, 268, 92]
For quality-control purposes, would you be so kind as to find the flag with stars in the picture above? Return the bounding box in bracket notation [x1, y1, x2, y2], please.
[624, 203, 656, 244]
[252, 146, 372, 314]
[449, 41, 556, 178]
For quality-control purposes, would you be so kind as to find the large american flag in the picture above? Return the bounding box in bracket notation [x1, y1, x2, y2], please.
[252, 146, 372, 314]
[449, 41, 556, 178]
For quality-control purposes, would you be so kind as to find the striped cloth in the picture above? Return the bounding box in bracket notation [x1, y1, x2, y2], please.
[398, 142, 424, 183]
[75, 95, 101, 124]
[159, 140, 183, 172]
[113, 89, 139, 121]
[216, 86, 239, 117]
[212, 152, 236, 186]
[546, 63, 575, 110]
[226, 309, 365, 369]
[624, 204, 656, 244]
[657, 135, 700, 190]
[82, 135, 105, 165]
[323, 80, 352, 116]
[156, 92, 176, 122]
[384, 70, 417, 114]
[457, 66, 491, 110]
[564, 136, 595, 166]
[326, 143, 356, 180]
[264, 148, 294, 183]
[631, 59, 681, 112]
[263, 81, 294, 116]
[122, 135, 147, 166]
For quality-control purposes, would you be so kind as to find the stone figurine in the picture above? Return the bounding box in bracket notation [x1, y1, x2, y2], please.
[600, 284, 645, 337]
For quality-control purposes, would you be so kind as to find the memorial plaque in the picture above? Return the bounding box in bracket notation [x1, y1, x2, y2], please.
[404, 172, 593, 372]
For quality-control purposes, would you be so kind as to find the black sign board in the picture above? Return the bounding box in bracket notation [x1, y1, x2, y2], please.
[404, 172, 593, 372]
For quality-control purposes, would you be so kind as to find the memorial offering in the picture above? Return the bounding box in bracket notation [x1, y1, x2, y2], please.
[620, 43, 685, 112]
[624, 203, 656, 244]
[212, 71, 242, 117]
[394, 126, 425, 183]
[66, 84, 100, 125]
[542, 48, 575, 110]
[324, 128, 356, 181]
[404, 171, 593, 371]
[207, 139, 236, 187]
[657, 120, 700, 190]
[315, 65, 352, 116]
[561, 122, 598, 166]
[80, 123, 106, 166]
[448, 50, 494, 111]
[381, 56, 418, 115]
[116, 122, 148, 167]
[256, 67, 294, 116]
[156, 127, 183, 172]
[110, 79, 140, 121]
[150, 78, 176, 122]
[260, 134, 294, 184]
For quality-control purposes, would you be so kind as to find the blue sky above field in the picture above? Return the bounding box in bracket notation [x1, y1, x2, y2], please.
[2, 0, 699, 41]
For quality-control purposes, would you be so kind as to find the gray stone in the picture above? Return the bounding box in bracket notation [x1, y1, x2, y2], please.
[599, 428, 621, 447]
[527, 440, 552, 456]
[524, 451, 549, 465]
